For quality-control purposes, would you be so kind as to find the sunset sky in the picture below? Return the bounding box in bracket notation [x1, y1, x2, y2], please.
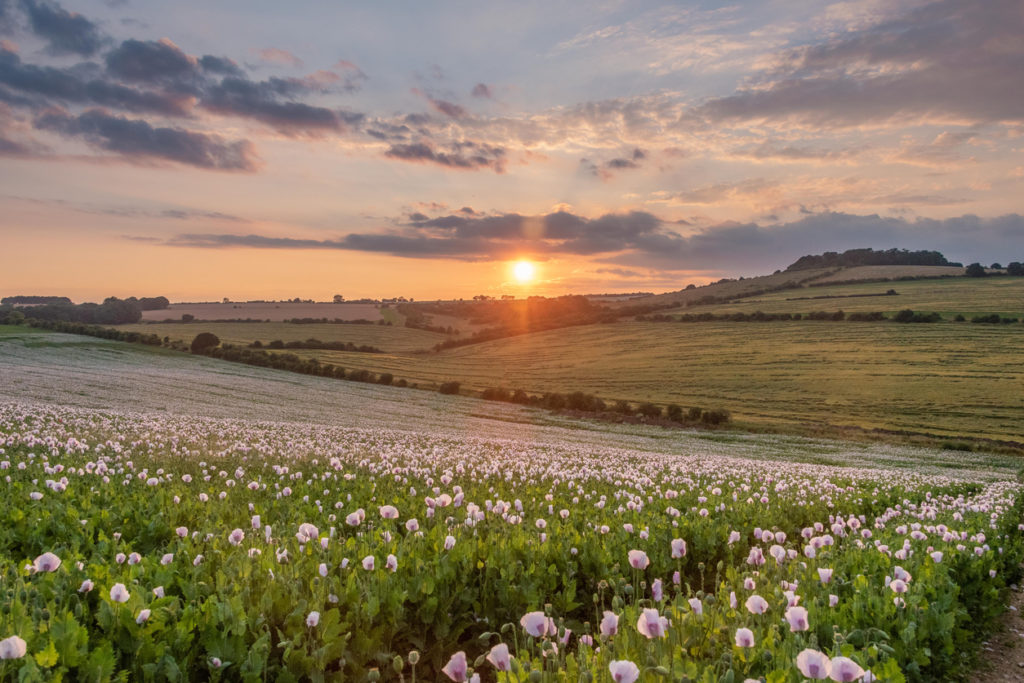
[1, 0, 1022, 302]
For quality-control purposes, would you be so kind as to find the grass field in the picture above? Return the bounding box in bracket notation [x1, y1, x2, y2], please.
[266, 320, 1024, 444]
[668, 276, 1024, 318]
[112, 278, 1024, 445]
[116, 321, 446, 353]
[140, 301, 387, 322]
[7, 325, 1013, 475]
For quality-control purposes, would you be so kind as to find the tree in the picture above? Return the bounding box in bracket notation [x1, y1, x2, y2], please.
[333, 295, 344, 303]
[190, 332, 220, 354]
[1007, 262, 1023, 276]
[991, 263, 1003, 270]
[965, 263, 987, 277]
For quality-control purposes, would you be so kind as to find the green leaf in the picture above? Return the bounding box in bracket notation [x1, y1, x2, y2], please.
[34, 640, 59, 668]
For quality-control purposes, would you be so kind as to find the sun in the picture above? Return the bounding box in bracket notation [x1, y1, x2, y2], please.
[512, 260, 536, 283]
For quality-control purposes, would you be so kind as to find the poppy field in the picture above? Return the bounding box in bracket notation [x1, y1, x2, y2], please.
[1, 400, 1021, 682]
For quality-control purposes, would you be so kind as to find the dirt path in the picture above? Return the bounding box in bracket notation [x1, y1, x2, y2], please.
[971, 583, 1024, 682]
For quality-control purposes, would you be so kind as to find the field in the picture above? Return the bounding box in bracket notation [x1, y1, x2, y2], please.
[667, 277, 1024, 319]
[116, 321, 446, 354]
[239, 321, 1024, 444]
[1, 328, 1022, 681]
[141, 302, 388, 323]
[113, 277, 1024, 446]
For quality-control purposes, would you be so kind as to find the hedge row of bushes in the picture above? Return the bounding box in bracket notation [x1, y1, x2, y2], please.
[636, 309, 1023, 324]
[479, 387, 731, 425]
[249, 338, 383, 353]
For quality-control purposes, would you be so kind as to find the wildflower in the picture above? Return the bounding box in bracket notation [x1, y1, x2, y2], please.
[444, 535, 456, 551]
[600, 610, 619, 637]
[136, 609, 151, 624]
[818, 568, 833, 584]
[175, 526, 188, 538]
[193, 554, 204, 566]
[651, 578, 663, 601]
[379, 505, 399, 519]
[386, 554, 398, 572]
[671, 538, 687, 557]
[442, 651, 467, 682]
[734, 627, 755, 648]
[362, 555, 375, 570]
[153, 586, 164, 598]
[78, 579, 94, 592]
[296, 523, 319, 543]
[110, 583, 130, 603]
[0, 636, 27, 660]
[520, 611, 556, 637]
[487, 643, 511, 671]
[931, 551, 943, 563]
[785, 605, 809, 632]
[688, 597, 703, 615]
[829, 594, 839, 607]
[127, 552, 141, 565]
[745, 595, 769, 614]
[228, 529, 245, 546]
[160, 553, 173, 565]
[829, 656, 866, 682]
[33, 552, 61, 573]
[405, 518, 419, 532]
[608, 660, 640, 683]
[795, 649, 831, 679]
[890, 579, 908, 594]
[636, 608, 668, 638]
[306, 611, 320, 627]
[627, 549, 649, 569]
[744, 577, 756, 590]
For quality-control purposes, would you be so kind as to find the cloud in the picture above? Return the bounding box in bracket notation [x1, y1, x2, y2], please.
[34, 108, 258, 170]
[21, 0, 106, 56]
[154, 210, 1024, 273]
[471, 83, 492, 99]
[256, 47, 302, 68]
[0, 48, 193, 115]
[200, 76, 360, 134]
[106, 38, 198, 82]
[697, 0, 1024, 128]
[385, 140, 505, 172]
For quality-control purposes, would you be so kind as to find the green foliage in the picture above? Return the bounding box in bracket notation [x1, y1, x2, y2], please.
[190, 332, 221, 354]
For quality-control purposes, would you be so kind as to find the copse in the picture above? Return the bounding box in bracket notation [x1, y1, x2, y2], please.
[190, 332, 220, 354]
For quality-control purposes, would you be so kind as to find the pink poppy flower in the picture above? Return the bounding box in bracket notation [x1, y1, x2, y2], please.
[442, 651, 467, 682]
[734, 627, 755, 648]
[627, 549, 649, 569]
[796, 649, 831, 679]
[785, 606, 809, 632]
[636, 608, 668, 638]
[609, 660, 640, 683]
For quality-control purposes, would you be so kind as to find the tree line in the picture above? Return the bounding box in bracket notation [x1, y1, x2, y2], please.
[786, 248, 958, 271]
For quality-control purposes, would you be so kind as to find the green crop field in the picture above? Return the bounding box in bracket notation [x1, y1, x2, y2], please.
[115, 321, 446, 354]
[667, 276, 1024, 318]
[269, 320, 1024, 444]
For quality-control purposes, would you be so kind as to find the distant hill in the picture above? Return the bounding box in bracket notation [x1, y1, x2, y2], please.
[786, 248, 959, 271]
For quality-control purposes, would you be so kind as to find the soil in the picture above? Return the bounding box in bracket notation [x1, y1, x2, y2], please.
[970, 583, 1024, 682]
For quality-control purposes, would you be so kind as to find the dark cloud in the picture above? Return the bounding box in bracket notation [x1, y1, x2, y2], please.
[385, 140, 505, 172]
[21, 0, 106, 56]
[199, 55, 243, 77]
[429, 97, 466, 119]
[156, 210, 1024, 271]
[407, 211, 429, 222]
[201, 76, 359, 134]
[471, 83, 492, 99]
[0, 48, 191, 115]
[698, 0, 1024, 127]
[163, 210, 670, 260]
[34, 108, 258, 170]
[106, 39, 198, 82]
[606, 212, 1024, 272]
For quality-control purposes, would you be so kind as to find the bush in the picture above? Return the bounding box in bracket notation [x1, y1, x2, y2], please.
[613, 400, 634, 415]
[701, 409, 731, 425]
[377, 373, 393, 386]
[965, 262, 987, 277]
[438, 381, 461, 395]
[190, 332, 220, 354]
[687, 407, 703, 422]
[666, 404, 684, 422]
[638, 402, 662, 418]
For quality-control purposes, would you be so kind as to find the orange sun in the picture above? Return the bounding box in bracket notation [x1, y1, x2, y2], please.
[512, 260, 535, 283]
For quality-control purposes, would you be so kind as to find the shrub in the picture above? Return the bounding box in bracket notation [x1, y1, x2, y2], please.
[613, 400, 634, 415]
[666, 404, 684, 422]
[638, 402, 662, 418]
[687, 407, 703, 422]
[377, 373, 393, 386]
[190, 332, 220, 354]
[701, 409, 731, 425]
[438, 381, 461, 395]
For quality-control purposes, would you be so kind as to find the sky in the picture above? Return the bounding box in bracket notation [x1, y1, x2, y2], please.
[0, 0, 1022, 302]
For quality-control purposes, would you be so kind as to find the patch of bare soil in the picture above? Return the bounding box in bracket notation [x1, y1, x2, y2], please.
[971, 582, 1024, 682]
